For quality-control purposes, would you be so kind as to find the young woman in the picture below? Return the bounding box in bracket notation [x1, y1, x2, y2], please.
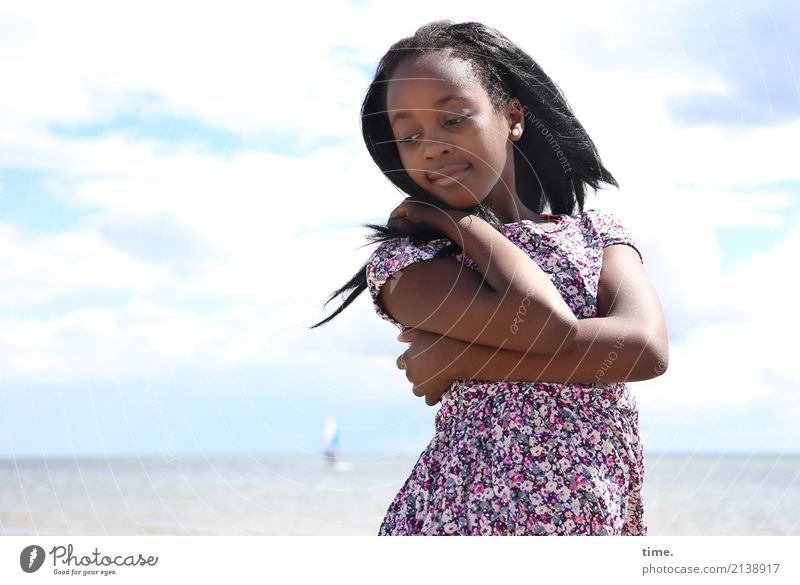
[311, 20, 668, 535]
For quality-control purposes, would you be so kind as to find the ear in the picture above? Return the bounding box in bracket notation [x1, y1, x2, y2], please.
[506, 98, 525, 133]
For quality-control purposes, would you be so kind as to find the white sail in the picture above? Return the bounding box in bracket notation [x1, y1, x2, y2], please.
[322, 415, 338, 449]
[321, 415, 350, 471]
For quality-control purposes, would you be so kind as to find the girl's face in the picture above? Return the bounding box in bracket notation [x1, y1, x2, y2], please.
[385, 51, 522, 209]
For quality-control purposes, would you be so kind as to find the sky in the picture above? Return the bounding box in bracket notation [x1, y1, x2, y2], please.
[1, 0, 799, 459]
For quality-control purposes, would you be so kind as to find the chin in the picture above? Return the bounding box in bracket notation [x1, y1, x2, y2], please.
[451, 192, 487, 208]
[415, 182, 485, 209]
[428, 186, 485, 208]
[428, 194, 477, 209]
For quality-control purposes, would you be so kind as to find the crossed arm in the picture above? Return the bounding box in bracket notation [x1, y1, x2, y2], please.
[387, 243, 669, 402]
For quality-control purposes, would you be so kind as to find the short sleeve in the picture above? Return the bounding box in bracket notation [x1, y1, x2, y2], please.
[365, 236, 451, 328]
[586, 208, 644, 264]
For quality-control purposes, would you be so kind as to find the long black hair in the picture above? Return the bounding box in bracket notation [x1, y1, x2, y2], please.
[309, 19, 618, 329]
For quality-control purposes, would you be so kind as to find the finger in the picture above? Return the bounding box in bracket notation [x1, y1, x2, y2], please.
[396, 327, 415, 342]
[388, 205, 407, 220]
[387, 216, 410, 229]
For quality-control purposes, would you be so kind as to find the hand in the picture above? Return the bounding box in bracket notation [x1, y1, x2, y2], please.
[395, 326, 460, 406]
[387, 199, 468, 233]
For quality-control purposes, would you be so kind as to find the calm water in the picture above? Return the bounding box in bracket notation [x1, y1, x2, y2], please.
[1, 454, 798, 535]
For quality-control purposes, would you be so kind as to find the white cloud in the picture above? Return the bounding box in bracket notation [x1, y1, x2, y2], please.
[0, 0, 797, 433]
[634, 210, 800, 409]
[0, 222, 170, 308]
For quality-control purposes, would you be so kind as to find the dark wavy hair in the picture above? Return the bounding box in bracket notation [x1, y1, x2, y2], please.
[309, 19, 618, 329]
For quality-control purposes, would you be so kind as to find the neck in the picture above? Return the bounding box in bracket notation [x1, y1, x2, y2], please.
[481, 190, 541, 224]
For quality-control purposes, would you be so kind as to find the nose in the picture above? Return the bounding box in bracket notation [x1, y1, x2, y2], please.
[422, 136, 453, 160]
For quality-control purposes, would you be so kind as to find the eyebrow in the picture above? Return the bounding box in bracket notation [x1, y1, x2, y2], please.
[389, 94, 470, 125]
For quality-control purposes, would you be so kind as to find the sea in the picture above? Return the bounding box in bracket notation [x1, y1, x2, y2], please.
[1, 454, 798, 535]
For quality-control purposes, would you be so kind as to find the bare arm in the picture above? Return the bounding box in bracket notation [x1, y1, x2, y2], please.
[397, 244, 670, 400]
[380, 203, 578, 354]
[442, 314, 665, 384]
[449, 244, 668, 383]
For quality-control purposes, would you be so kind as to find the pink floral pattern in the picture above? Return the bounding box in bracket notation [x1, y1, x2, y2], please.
[365, 208, 647, 535]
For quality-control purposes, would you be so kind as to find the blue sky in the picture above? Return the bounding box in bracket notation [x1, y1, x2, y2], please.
[1, 0, 799, 459]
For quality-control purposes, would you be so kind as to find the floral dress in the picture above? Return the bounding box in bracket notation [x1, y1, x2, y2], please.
[365, 208, 648, 536]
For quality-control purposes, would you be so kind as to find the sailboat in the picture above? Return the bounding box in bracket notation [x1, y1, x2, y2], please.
[322, 415, 351, 472]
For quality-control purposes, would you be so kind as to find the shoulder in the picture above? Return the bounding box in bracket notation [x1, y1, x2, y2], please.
[364, 235, 454, 328]
[579, 208, 644, 264]
[365, 236, 452, 297]
[579, 207, 626, 231]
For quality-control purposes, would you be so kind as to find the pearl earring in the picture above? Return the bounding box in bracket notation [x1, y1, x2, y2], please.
[511, 127, 521, 137]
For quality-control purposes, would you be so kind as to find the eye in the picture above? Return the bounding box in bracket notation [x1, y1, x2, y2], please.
[446, 114, 470, 126]
[445, 114, 469, 126]
[398, 115, 471, 144]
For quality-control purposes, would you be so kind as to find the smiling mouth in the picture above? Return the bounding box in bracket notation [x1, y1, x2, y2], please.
[428, 164, 471, 186]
